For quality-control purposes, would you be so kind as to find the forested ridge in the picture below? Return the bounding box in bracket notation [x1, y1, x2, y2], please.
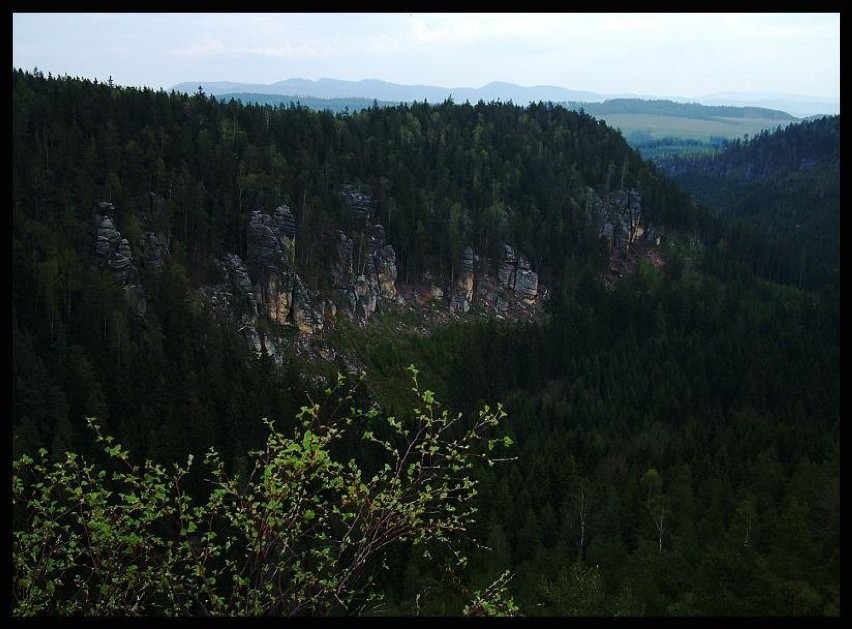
[570, 98, 797, 120]
[12, 69, 839, 616]
[653, 116, 839, 291]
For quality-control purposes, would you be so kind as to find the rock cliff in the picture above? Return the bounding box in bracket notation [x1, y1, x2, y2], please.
[89, 202, 147, 316]
[89, 181, 659, 365]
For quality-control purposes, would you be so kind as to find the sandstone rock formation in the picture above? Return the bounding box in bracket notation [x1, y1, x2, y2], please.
[340, 184, 374, 227]
[591, 188, 645, 252]
[450, 246, 475, 312]
[90, 202, 146, 315]
[329, 192, 398, 322]
[497, 244, 539, 303]
[246, 206, 298, 326]
[139, 232, 167, 275]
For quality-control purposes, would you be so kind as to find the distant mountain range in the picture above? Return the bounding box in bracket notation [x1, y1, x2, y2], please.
[169, 78, 839, 118]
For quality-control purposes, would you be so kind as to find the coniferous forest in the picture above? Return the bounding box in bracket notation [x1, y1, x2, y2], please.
[12, 69, 839, 616]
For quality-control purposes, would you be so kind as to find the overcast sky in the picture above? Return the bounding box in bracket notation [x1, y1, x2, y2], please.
[12, 12, 840, 100]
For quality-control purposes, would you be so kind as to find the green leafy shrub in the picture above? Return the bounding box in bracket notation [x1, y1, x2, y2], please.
[12, 367, 516, 616]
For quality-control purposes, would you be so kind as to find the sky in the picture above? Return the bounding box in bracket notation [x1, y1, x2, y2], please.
[12, 12, 840, 101]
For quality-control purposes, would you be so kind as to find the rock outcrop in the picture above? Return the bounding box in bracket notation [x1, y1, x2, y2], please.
[329, 192, 398, 322]
[582, 187, 665, 284]
[202, 189, 402, 358]
[496, 244, 539, 304]
[215, 253, 259, 318]
[197, 185, 557, 368]
[204, 204, 328, 352]
[331, 231, 355, 291]
[201, 252, 281, 359]
[340, 184, 374, 227]
[246, 206, 298, 326]
[450, 246, 475, 312]
[513, 254, 539, 303]
[591, 188, 645, 252]
[139, 232, 167, 275]
[90, 202, 146, 315]
[366, 224, 398, 301]
[291, 275, 325, 334]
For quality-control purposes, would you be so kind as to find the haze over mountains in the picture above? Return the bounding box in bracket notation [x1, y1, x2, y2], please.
[169, 77, 839, 118]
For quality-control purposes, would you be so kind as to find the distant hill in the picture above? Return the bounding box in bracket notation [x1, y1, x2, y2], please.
[216, 93, 397, 114]
[568, 99, 799, 150]
[212, 90, 801, 152]
[171, 77, 628, 105]
[572, 99, 795, 121]
[170, 77, 838, 118]
[695, 92, 840, 118]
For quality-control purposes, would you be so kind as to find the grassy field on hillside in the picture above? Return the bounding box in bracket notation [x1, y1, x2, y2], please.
[598, 113, 788, 143]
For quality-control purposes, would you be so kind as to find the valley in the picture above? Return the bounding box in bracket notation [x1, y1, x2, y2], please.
[12, 69, 839, 617]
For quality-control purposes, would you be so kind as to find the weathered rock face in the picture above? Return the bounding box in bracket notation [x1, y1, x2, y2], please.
[329, 231, 357, 316]
[112, 238, 135, 283]
[368, 223, 385, 250]
[353, 274, 377, 320]
[201, 254, 248, 328]
[246, 206, 297, 326]
[140, 232, 167, 275]
[247, 206, 296, 274]
[291, 275, 324, 334]
[277, 205, 297, 240]
[203, 204, 328, 350]
[498, 244, 516, 290]
[340, 185, 374, 227]
[90, 203, 146, 315]
[209, 194, 396, 340]
[450, 246, 475, 312]
[591, 188, 645, 252]
[496, 243, 539, 303]
[362, 224, 397, 300]
[331, 231, 354, 290]
[202, 253, 272, 358]
[583, 186, 666, 285]
[374, 245, 398, 300]
[514, 254, 539, 303]
[197, 191, 554, 369]
[329, 200, 398, 321]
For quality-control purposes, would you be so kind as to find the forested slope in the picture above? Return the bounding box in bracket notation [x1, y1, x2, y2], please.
[12, 70, 838, 616]
[653, 116, 839, 291]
